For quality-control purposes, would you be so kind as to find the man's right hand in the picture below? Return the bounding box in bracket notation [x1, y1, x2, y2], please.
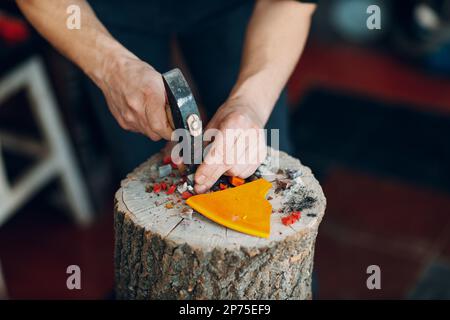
[16, 0, 172, 141]
[97, 54, 172, 141]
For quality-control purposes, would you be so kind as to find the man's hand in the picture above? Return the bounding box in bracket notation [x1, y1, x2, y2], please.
[16, 0, 173, 142]
[194, 96, 267, 193]
[98, 54, 172, 141]
[194, 0, 315, 193]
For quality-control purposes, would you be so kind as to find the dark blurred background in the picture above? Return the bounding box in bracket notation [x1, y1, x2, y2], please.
[0, 0, 449, 299]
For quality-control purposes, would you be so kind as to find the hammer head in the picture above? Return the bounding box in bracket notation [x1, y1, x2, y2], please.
[162, 68, 203, 172]
[162, 68, 202, 137]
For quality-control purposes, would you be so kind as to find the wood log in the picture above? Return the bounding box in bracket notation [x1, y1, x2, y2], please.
[114, 148, 326, 299]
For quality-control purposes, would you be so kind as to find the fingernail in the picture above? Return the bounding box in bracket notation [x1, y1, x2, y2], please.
[196, 174, 206, 184]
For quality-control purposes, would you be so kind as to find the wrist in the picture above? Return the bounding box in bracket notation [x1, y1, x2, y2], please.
[84, 33, 136, 87]
[229, 70, 279, 126]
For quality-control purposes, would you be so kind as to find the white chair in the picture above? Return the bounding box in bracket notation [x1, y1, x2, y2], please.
[0, 56, 94, 297]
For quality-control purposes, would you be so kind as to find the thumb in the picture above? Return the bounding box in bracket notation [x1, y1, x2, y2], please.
[194, 134, 228, 193]
[194, 161, 228, 194]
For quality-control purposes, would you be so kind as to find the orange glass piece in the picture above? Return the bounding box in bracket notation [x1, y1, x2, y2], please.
[229, 176, 245, 187]
[186, 179, 272, 238]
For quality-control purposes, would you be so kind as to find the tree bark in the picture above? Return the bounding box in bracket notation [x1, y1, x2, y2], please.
[114, 149, 326, 299]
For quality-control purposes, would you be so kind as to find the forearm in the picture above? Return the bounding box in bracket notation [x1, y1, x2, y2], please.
[230, 0, 316, 125]
[16, 0, 134, 85]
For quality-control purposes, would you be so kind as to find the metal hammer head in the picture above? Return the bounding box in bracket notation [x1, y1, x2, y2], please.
[162, 68, 202, 137]
[162, 68, 203, 172]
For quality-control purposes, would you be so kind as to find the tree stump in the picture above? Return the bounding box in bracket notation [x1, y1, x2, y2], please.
[114, 148, 326, 300]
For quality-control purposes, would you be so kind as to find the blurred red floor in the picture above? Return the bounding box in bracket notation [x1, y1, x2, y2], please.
[0, 196, 115, 299]
[315, 167, 450, 299]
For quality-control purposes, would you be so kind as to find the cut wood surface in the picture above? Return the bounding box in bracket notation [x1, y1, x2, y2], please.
[114, 148, 326, 299]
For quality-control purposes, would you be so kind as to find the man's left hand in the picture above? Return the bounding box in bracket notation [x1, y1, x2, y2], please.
[194, 96, 267, 193]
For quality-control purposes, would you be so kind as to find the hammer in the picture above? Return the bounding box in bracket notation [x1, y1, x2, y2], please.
[162, 68, 203, 174]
